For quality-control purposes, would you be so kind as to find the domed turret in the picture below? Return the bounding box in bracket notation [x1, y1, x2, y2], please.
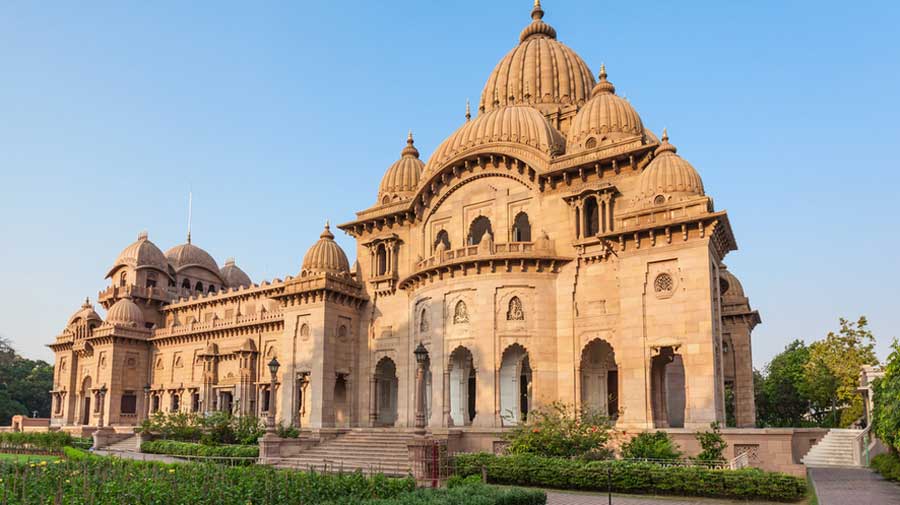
[425, 105, 565, 175]
[106, 297, 145, 327]
[480, 1, 594, 114]
[719, 264, 746, 300]
[378, 132, 425, 205]
[301, 223, 351, 276]
[568, 65, 644, 153]
[67, 298, 101, 327]
[220, 258, 252, 288]
[105, 232, 168, 279]
[165, 239, 220, 277]
[637, 130, 705, 208]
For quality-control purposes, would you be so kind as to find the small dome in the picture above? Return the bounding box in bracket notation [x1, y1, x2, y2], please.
[637, 130, 705, 207]
[106, 297, 145, 326]
[220, 258, 252, 288]
[166, 239, 220, 276]
[378, 132, 425, 204]
[301, 223, 351, 276]
[719, 264, 746, 299]
[480, 2, 594, 114]
[568, 66, 644, 153]
[425, 105, 565, 175]
[106, 232, 168, 278]
[67, 298, 101, 326]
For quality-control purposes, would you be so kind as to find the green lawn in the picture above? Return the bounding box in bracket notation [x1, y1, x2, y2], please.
[0, 453, 59, 463]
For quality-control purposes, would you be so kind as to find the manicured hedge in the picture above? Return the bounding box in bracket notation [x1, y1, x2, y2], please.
[0, 453, 543, 505]
[0, 431, 72, 450]
[871, 452, 900, 482]
[455, 453, 807, 502]
[141, 440, 259, 459]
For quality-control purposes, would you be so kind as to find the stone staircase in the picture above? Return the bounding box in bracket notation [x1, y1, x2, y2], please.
[272, 429, 416, 476]
[802, 428, 863, 467]
[102, 435, 140, 453]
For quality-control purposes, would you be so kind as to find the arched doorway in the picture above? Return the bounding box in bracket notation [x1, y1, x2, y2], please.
[499, 344, 532, 425]
[468, 216, 493, 245]
[580, 339, 618, 419]
[334, 374, 349, 428]
[651, 347, 685, 428]
[448, 347, 476, 426]
[374, 357, 398, 426]
[80, 376, 92, 425]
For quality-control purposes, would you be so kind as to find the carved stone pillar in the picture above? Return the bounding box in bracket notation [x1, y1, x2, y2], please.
[368, 376, 378, 426]
[443, 366, 451, 427]
[414, 358, 427, 431]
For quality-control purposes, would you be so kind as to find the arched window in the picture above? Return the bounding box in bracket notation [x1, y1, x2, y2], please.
[382, 195, 390, 205]
[195, 281, 204, 293]
[376, 243, 387, 276]
[512, 212, 531, 242]
[146, 272, 157, 288]
[468, 216, 493, 245]
[181, 279, 191, 290]
[584, 197, 599, 237]
[433, 230, 451, 252]
[207, 285, 216, 294]
[453, 300, 469, 324]
[119, 271, 127, 287]
[507, 296, 525, 321]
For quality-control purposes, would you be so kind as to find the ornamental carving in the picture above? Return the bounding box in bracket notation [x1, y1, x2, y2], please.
[453, 300, 469, 324]
[506, 296, 525, 321]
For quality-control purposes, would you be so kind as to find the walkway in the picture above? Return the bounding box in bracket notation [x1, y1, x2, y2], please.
[809, 467, 900, 505]
[546, 490, 787, 505]
[92, 449, 183, 464]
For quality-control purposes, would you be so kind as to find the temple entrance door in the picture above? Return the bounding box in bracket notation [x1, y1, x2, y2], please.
[375, 357, 398, 426]
[80, 376, 92, 426]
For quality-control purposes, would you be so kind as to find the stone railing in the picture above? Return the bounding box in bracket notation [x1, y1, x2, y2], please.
[153, 309, 283, 339]
[414, 240, 547, 271]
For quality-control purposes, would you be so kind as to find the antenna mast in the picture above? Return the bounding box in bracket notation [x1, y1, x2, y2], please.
[187, 191, 193, 244]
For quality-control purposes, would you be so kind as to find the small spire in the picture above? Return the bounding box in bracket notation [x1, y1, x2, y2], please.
[599, 63, 607, 80]
[656, 128, 677, 155]
[407, 129, 414, 144]
[82, 297, 91, 309]
[661, 128, 668, 143]
[320, 220, 335, 240]
[590, 64, 615, 96]
[531, 0, 544, 20]
[465, 98, 471, 122]
[401, 130, 420, 158]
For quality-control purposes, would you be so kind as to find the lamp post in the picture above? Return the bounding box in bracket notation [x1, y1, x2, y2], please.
[143, 384, 151, 420]
[413, 342, 428, 431]
[98, 384, 108, 428]
[267, 358, 280, 435]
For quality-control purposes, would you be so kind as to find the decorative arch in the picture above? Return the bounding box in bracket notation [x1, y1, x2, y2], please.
[448, 346, 477, 426]
[422, 170, 535, 223]
[579, 338, 618, 418]
[512, 212, 531, 242]
[433, 230, 450, 253]
[373, 356, 399, 426]
[499, 343, 532, 425]
[468, 216, 493, 245]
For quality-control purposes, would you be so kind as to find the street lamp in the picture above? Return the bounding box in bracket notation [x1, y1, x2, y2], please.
[413, 343, 428, 431]
[267, 358, 280, 434]
[143, 384, 151, 420]
[98, 384, 108, 428]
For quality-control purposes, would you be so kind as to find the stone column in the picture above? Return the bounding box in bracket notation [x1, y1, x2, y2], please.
[443, 366, 451, 427]
[415, 358, 427, 430]
[369, 376, 378, 426]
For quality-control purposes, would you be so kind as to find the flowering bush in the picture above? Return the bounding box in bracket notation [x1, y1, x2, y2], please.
[505, 402, 612, 459]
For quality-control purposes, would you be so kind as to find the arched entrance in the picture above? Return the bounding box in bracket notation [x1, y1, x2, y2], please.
[80, 376, 92, 425]
[448, 347, 476, 426]
[374, 357, 398, 426]
[499, 344, 532, 425]
[580, 339, 618, 419]
[334, 374, 349, 428]
[651, 347, 686, 428]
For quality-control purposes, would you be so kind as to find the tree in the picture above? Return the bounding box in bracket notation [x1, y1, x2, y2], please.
[872, 340, 900, 452]
[0, 336, 54, 425]
[754, 340, 812, 427]
[802, 317, 878, 427]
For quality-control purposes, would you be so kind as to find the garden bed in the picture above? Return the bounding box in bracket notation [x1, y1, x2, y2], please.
[141, 440, 259, 460]
[455, 453, 807, 502]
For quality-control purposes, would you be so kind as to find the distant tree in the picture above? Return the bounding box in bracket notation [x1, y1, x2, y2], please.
[0, 336, 54, 425]
[803, 317, 878, 427]
[872, 340, 900, 452]
[755, 340, 812, 427]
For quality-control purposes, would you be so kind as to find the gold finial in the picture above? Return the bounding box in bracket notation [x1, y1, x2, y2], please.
[407, 129, 414, 144]
[325, 219, 330, 229]
[531, 0, 544, 20]
[465, 98, 471, 121]
[661, 128, 668, 142]
[599, 63, 607, 80]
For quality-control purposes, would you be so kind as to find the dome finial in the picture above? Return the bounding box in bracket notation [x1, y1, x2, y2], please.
[401, 130, 420, 158]
[590, 64, 615, 97]
[407, 129, 413, 144]
[320, 221, 335, 240]
[661, 127, 668, 142]
[82, 297, 91, 308]
[656, 128, 677, 155]
[465, 98, 471, 122]
[531, 0, 544, 20]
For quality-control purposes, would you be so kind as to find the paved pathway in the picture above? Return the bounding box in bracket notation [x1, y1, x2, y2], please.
[92, 449, 182, 464]
[546, 490, 786, 505]
[809, 467, 900, 505]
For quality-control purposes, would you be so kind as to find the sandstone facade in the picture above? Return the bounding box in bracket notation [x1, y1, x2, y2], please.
[49, 1, 759, 434]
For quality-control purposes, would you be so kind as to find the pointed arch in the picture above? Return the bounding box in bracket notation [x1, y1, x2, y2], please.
[512, 212, 531, 242]
[499, 343, 532, 425]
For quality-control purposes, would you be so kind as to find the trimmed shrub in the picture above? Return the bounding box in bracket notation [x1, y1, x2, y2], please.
[455, 453, 807, 502]
[619, 431, 681, 460]
[872, 452, 900, 482]
[141, 440, 259, 459]
[505, 402, 612, 459]
[694, 422, 728, 462]
[0, 431, 72, 450]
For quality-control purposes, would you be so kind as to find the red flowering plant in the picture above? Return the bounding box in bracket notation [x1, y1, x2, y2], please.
[505, 402, 613, 459]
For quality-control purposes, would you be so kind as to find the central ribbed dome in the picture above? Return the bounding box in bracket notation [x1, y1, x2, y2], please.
[480, 1, 594, 113]
[165, 239, 220, 276]
[301, 223, 351, 276]
[378, 132, 425, 204]
[425, 105, 565, 175]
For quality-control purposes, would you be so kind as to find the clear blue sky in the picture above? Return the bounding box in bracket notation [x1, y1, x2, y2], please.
[1, 1, 898, 369]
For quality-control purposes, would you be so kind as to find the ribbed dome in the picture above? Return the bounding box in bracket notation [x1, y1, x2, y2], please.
[301, 223, 351, 276]
[165, 240, 220, 276]
[68, 298, 101, 326]
[719, 264, 746, 299]
[378, 132, 425, 204]
[637, 130, 705, 207]
[425, 105, 565, 174]
[106, 297, 145, 326]
[106, 232, 168, 278]
[220, 258, 252, 288]
[568, 66, 644, 153]
[480, 2, 594, 113]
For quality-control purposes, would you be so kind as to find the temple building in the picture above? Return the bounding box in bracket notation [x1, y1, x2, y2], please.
[48, 1, 760, 441]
